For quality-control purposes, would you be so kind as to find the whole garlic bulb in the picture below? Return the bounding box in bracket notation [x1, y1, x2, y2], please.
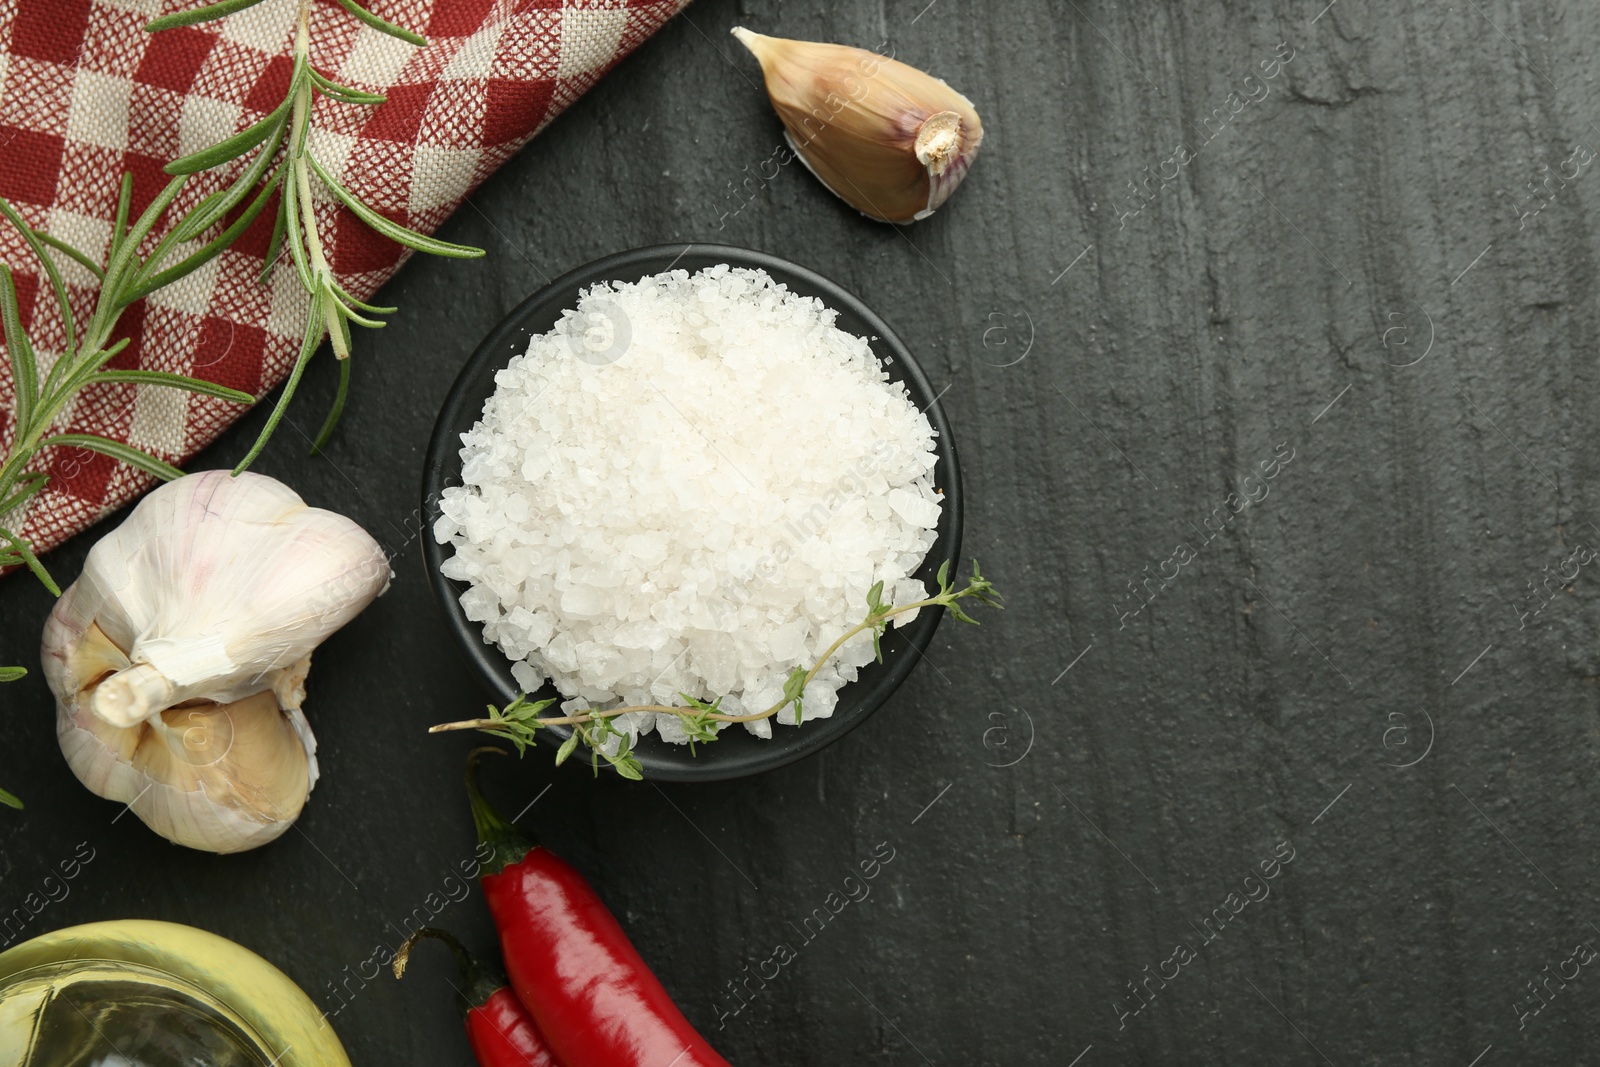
[41, 471, 389, 854]
[732, 27, 984, 223]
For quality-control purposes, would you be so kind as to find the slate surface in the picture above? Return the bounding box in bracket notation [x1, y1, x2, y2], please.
[3, 1, 1600, 1064]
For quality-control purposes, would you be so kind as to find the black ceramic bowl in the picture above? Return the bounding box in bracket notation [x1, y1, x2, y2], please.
[422, 244, 962, 781]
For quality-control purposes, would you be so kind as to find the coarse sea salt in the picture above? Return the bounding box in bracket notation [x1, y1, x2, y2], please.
[433, 265, 941, 744]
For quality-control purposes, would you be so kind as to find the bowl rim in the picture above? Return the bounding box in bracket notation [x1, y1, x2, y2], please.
[421, 242, 963, 781]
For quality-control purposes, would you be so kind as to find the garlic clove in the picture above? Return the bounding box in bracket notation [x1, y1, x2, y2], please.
[59, 691, 310, 854]
[41, 471, 389, 853]
[732, 27, 984, 224]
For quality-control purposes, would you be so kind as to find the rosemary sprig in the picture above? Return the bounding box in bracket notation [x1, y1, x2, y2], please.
[150, 0, 484, 470]
[1, 0, 485, 806]
[0, 178, 257, 610]
[0, 667, 23, 809]
[430, 561, 1003, 776]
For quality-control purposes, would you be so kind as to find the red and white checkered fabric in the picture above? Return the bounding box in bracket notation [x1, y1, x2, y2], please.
[0, 0, 687, 557]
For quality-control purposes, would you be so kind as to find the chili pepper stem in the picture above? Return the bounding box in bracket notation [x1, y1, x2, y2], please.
[393, 927, 505, 1016]
[466, 747, 538, 875]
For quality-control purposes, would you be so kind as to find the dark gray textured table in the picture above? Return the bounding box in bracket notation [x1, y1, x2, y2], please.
[3, 1, 1599, 1064]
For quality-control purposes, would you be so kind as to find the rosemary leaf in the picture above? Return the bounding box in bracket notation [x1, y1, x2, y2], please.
[164, 100, 289, 175]
[168, 188, 229, 244]
[0, 266, 38, 432]
[331, 0, 426, 47]
[0, 527, 58, 597]
[146, 0, 269, 32]
[310, 344, 352, 455]
[308, 157, 485, 259]
[165, 116, 286, 248]
[331, 281, 397, 315]
[36, 434, 184, 483]
[259, 198, 288, 284]
[0, 667, 24, 683]
[289, 58, 314, 156]
[92, 370, 254, 405]
[280, 160, 316, 293]
[0, 199, 77, 355]
[308, 68, 387, 106]
[59, 338, 133, 397]
[97, 174, 186, 329]
[121, 167, 285, 305]
[103, 174, 133, 281]
[233, 285, 326, 475]
[0, 787, 21, 811]
[0, 473, 47, 519]
[33, 232, 105, 282]
[335, 304, 386, 332]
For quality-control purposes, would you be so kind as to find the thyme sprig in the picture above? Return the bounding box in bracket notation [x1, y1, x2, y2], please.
[430, 561, 1003, 777]
[1, 0, 484, 806]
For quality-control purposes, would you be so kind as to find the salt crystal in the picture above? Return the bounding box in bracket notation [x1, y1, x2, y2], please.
[887, 487, 940, 528]
[560, 586, 605, 615]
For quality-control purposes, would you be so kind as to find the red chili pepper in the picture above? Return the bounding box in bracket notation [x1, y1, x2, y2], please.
[393, 926, 559, 1067]
[467, 748, 734, 1067]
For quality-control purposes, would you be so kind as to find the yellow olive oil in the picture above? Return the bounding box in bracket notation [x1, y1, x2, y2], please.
[0, 920, 350, 1067]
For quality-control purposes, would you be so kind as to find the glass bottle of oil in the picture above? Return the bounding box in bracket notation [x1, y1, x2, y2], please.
[0, 920, 351, 1067]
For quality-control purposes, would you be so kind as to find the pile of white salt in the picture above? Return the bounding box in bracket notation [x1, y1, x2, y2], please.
[434, 265, 941, 743]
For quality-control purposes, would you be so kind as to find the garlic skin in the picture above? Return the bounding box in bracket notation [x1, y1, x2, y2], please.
[732, 28, 984, 224]
[41, 471, 389, 854]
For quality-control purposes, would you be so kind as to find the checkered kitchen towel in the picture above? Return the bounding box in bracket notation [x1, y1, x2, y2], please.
[0, 0, 688, 557]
